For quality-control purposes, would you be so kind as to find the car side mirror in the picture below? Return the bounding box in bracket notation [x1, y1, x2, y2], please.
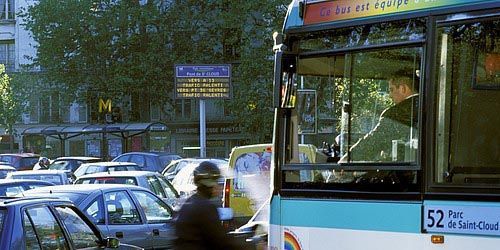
[105, 237, 120, 248]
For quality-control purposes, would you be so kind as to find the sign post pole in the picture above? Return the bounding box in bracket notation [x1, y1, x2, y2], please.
[199, 99, 206, 157]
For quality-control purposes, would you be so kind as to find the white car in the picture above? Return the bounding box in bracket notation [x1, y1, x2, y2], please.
[7, 170, 72, 185]
[171, 161, 230, 202]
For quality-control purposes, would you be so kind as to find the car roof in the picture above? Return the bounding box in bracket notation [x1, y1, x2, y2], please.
[168, 158, 228, 166]
[77, 171, 157, 179]
[0, 179, 55, 185]
[175, 161, 230, 177]
[55, 156, 102, 161]
[0, 196, 69, 207]
[116, 152, 182, 157]
[9, 170, 67, 175]
[80, 161, 139, 167]
[0, 165, 15, 170]
[0, 153, 39, 157]
[26, 183, 150, 194]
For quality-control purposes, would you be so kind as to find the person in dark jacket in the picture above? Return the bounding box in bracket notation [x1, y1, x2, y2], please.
[174, 161, 242, 250]
[336, 72, 419, 189]
[342, 73, 419, 162]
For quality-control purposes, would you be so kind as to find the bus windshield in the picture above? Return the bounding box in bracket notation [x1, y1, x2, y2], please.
[279, 19, 424, 192]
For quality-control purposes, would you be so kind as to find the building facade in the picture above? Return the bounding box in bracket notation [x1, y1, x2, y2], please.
[0, 0, 248, 159]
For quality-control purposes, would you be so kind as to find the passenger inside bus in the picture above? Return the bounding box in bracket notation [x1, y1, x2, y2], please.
[340, 70, 419, 162]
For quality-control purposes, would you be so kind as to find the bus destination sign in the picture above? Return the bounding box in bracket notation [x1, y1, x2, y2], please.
[175, 65, 232, 99]
[424, 202, 500, 236]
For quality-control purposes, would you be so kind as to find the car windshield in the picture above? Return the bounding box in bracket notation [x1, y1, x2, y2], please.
[0, 170, 13, 179]
[49, 161, 70, 170]
[11, 174, 63, 185]
[20, 158, 40, 167]
[108, 165, 140, 171]
[0, 185, 26, 196]
[159, 155, 181, 167]
[76, 177, 138, 185]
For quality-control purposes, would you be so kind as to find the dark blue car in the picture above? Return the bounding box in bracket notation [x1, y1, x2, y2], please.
[112, 152, 182, 173]
[0, 196, 141, 249]
[24, 184, 175, 249]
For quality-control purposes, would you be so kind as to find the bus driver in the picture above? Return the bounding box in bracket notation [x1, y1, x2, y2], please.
[341, 72, 419, 162]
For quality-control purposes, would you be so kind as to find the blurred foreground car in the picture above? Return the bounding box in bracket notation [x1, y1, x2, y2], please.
[75, 171, 182, 210]
[73, 162, 141, 179]
[0, 153, 40, 171]
[0, 179, 54, 196]
[7, 170, 72, 185]
[162, 158, 228, 181]
[23, 184, 175, 249]
[0, 164, 15, 179]
[112, 152, 182, 173]
[0, 196, 141, 249]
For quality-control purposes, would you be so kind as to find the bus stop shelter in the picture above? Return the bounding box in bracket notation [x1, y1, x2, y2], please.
[21, 122, 169, 158]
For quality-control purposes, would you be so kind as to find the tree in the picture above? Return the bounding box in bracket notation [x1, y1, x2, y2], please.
[0, 65, 23, 151]
[164, 0, 289, 143]
[20, 0, 289, 143]
[19, 0, 172, 116]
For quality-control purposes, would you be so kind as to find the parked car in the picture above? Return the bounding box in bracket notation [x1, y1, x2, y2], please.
[48, 156, 102, 172]
[75, 171, 182, 210]
[47, 156, 102, 182]
[73, 162, 142, 179]
[7, 170, 72, 185]
[0, 164, 15, 179]
[0, 196, 141, 249]
[0, 179, 54, 196]
[171, 160, 230, 201]
[162, 158, 229, 181]
[112, 152, 182, 173]
[23, 184, 176, 249]
[0, 153, 40, 171]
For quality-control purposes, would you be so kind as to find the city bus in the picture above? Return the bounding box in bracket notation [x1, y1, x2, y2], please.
[270, 0, 499, 249]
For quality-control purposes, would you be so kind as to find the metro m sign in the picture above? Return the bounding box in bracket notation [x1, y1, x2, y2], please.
[98, 98, 112, 113]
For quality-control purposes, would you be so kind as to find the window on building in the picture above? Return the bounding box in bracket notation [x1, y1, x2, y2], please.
[150, 102, 161, 121]
[40, 92, 63, 123]
[206, 100, 226, 120]
[28, 97, 40, 123]
[0, 40, 15, 72]
[61, 101, 88, 123]
[175, 99, 192, 120]
[0, 0, 14, 20]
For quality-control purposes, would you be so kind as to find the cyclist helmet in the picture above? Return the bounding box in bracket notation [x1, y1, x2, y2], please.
[193, 161, 220, 188]
[39, 157, 50, 167]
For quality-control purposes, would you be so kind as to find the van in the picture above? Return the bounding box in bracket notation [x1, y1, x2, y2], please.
[223, 143, 318, 229]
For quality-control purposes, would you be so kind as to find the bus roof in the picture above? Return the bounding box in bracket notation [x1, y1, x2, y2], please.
[284, 0, 498, 31]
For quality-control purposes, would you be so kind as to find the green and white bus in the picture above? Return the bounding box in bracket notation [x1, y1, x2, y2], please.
[270, 0, 500, 249]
